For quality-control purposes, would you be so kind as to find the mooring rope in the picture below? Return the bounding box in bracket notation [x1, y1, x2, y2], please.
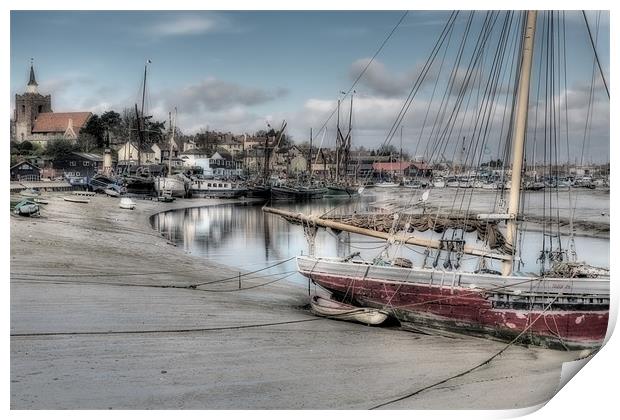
[369, 287, 567, 409]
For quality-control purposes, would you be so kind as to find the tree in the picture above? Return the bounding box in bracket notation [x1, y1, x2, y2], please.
[76, 133, 98, 153]
[46, 139, 78, 160]
[376, 144, 399, 156]
[81, 114, 105, 148]
[15, 140, 34, 154]
[144, 117, 166, 144]
[10, 141, 20, 155]
[100, 110, 122, 144]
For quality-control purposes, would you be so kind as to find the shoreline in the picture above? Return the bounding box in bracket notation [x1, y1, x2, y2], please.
[11, 192, 586, 409]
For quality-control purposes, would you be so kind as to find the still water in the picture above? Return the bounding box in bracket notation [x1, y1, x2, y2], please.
[150, 189, 609, 283]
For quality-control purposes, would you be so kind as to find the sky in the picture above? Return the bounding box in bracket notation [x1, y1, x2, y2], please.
[10, 10, 610, 162]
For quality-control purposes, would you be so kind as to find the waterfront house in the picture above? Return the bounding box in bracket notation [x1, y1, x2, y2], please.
[52, 152, 103, 186]
[10, 160, 41, 181]
[180, 150, 242, 178]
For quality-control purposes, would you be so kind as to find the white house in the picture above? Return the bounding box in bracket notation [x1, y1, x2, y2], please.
[180, 151, 242, 177]
[116, 141, 156, 165]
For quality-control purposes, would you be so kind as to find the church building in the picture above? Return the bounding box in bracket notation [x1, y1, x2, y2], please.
[12, 63, 92, 146]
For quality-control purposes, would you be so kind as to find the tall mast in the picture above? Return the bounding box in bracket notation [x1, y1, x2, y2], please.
[137, 60, 149, 167]
[400, 125, 403, 179]
[502, 10, 538, 276]
[309, 128, 313, 183]
[168, 108, 177, 177]
[345, 93, 353, 181]
[335, 99, 341, 183]
[135, 103, 143, 167]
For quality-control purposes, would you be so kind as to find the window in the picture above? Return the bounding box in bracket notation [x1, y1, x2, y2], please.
[38, 105, 43, 113]
[75, 171, 80, 176]
[83, 161, 89, 166]
[21, 105, 25, 115]
[70, 161, 76, 167]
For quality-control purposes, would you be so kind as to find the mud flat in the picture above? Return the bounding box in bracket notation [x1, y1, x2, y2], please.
[11, 193, 584, 409]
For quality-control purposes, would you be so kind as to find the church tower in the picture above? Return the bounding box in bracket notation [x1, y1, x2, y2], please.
[13, 61, 53, 142]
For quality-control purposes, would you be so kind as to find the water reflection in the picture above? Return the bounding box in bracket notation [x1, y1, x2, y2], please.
[151, 190, 609, 282]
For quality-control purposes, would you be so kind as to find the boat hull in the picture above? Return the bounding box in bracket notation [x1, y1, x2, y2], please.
[326, 185, 359, 197]
[154, 177, 187, 197]
[297, 256, 609, 350]
[246, 185, 271, 198]
[271, 186, 326, 201]
[190, 188, 247, 198]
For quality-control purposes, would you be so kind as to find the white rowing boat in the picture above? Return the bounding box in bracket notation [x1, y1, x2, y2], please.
[309, 295, 389, 325]
[63, 196, 90, 203]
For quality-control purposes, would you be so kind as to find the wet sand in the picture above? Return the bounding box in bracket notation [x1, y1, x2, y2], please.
[11, 193, 585, 409]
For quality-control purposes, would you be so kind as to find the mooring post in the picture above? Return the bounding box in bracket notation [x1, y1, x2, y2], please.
[308, 278, 311, 296]
[238, 272, 241, 289]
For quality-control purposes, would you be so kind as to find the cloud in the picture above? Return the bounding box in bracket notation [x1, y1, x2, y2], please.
[154, 78, 288, 115]
[142, 13, 237, 38]
[348, 58, 433, 98]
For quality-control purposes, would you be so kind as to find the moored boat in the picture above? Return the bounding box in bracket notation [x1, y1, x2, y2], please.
[154, 175, 187, 198]
[375, 181, 399, 188]
[310, 295, 389, 325]
[271, 184, 326, 201]
[119, 197, 136, 209]
[263, 10, 610, 351]
[13, 199, 40, 216]
[63, 196, 90, 203]
[190, 179, 247, 198]
[298, 256, 608, 349]
[19, 188, 40, 198]
[326, 184, 360, 197]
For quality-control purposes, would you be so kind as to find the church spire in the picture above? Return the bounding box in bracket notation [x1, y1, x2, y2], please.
[26, 59, 38, 93]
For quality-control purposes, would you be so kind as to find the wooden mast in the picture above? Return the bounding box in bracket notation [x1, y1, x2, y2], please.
[502, 10, 538, 276]
[262, 206, 511, 262]
[335, 99, 341, 183]
[137, 61, 148, 167]
[168, 107, 177, 177]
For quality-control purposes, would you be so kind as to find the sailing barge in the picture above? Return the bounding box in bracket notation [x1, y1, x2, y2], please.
[263, 10, 610, 350]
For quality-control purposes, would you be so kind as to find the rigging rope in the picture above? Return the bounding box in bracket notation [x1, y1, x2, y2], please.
[581, 11, 610, 99]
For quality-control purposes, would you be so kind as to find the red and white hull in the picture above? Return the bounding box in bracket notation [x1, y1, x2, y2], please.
[297, 256, 609, 350]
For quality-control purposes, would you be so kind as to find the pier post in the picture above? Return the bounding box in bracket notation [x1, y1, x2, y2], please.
[238, 272, 241, 289]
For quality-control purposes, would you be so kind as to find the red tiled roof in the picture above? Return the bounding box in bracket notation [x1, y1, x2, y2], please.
[372, 162, 412, 172]
[32, 112, 92, 133]
[411, 161, 432, 170]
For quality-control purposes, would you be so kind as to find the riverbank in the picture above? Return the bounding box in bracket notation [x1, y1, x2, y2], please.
[11, 192, 584, 409]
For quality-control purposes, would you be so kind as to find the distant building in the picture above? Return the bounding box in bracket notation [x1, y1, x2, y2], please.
[180, 151, 242, 177]
[116, 141, 157, 165]
[29, 112, 92, 146]
[52, 152, 103, 185]
[10, 160, 41, 181]
[372, 161, 432, 178]
[12, 63, 92, 145]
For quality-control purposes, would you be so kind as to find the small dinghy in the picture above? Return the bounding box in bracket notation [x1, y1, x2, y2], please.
[104, 188, 120, 197]
[33, 198, 49, 205]
[64, 196, 90, 203]
[13, 199, 40, 216]
[20, 188, 40, 198]
[310, 295, 389, 325]
[119, 197, 136, 210]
